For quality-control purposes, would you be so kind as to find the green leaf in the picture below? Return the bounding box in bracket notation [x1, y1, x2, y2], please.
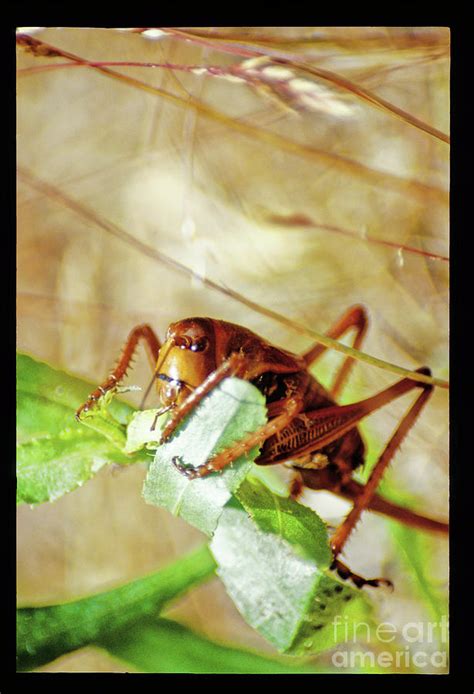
[17, 544, 216, 672]
[99, 617, 332, 674]
[143, 377, 267, 535]
[17, 429, 132, 505]
[211, 477, 371, 655]
[17, 352, 133, 440]
[124, 409, 166, 454]
[237, 474, 331, 567]
[16, 352, 141, 505]
[287, 573, 373, 656]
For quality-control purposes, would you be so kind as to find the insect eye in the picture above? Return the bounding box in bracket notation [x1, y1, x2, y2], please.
[190, 337, 209, 352]
[175, 336, 192, 349]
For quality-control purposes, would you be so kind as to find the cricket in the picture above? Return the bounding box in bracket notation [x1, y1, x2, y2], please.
[76, 308, 449, 589]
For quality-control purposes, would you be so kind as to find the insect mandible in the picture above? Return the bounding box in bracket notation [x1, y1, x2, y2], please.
[76, 305, 448, 589]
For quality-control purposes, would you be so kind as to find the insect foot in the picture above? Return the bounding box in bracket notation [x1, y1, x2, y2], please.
[171, 456, 216, 480]
[75, 379, 118, 421]
[331, 558, 394, 591]
[75, 394, 100, 421]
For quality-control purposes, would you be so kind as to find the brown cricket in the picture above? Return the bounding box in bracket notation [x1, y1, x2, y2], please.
[76, 306, 448, 588]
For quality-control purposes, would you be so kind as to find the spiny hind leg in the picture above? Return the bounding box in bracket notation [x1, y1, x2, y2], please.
[284, 367, 435, 587]
[301, 304, 368, 398]
[330, 370, 433, 558]
[289, 471, 393, 589]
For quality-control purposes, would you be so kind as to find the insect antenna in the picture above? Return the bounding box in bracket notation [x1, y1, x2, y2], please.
[139, 371, 159, 410]
[140, 337, 177, 412]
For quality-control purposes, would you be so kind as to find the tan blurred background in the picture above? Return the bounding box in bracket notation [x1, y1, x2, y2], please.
[17, 27, 449, 672]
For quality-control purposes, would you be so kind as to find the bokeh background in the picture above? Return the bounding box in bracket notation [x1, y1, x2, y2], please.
[17, 27, 449, 673]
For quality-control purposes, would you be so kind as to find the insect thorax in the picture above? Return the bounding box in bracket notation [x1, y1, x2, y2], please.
[251, 371, 299, 403]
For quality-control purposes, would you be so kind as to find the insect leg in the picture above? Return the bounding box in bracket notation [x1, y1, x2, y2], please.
[331, 558, 393, 589]
[301, 304, 368, 398]
[324, 478, 448, 535]
[330, 374, 433, 557]
[172, 394, 304, 479]
[289, 449, 448, 533]
[160, 352, 248, 443]
[289, 473, 304, 500]
[76, 324, 161, 419]
[258, 366, 433, 466]
[265, 367, 440, 588]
